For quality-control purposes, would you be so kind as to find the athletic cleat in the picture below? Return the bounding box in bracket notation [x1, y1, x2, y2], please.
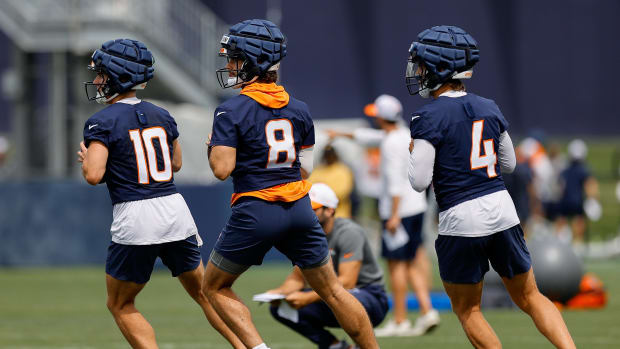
[406, 309, 440, 336]
[374, 319, 414, 337]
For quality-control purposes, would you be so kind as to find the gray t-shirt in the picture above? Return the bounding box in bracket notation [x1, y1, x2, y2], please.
[327, 218, 384, 288]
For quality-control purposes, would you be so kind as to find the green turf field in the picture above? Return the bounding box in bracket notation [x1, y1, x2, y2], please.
[1, 259, 618, 348]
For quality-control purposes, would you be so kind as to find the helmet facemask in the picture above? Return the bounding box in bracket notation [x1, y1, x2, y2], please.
[406, 56, 441, 98]
[216, 46, 258, 89]
[84, 63, 118, 104]
[215, 21, 286, 89]
[83, 39, 154, 104]
[406, 56, 473, 98]
[405, 26, 479, 98]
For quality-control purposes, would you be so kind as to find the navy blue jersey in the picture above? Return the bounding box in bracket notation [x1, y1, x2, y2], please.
[210, 94, 315, 193]
[560, 161, 590, 207]
[410, 93, 508, 211]
[83, 101, 178, 204]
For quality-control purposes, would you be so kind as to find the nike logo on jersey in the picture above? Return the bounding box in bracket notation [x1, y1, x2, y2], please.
[411, 115, 421, 121]
[88, 124, 98, 130]
[216, 111, 226, 117]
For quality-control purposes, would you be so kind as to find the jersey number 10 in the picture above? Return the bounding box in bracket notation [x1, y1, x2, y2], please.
[129, 127, 172, 184]
[470, 120, 497, 178]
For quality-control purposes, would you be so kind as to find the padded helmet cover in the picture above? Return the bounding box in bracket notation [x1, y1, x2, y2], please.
[91, 38, 154, 95]
[409, 25, 479, 82]
[221, 19, 287, 77]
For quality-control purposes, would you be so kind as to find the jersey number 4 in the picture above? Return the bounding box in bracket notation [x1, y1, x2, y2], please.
[129, 127, 172, 184]
[265, 119, 296, 168]
[470, 120, 497, 178]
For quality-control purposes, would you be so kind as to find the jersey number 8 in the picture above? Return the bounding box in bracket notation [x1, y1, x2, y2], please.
[265, 119, 296, 168]
[470, 120, 497, 178]
[129, 127, 172, 184]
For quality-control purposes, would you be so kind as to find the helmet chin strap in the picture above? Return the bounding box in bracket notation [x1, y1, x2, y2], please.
[96, 91, 118, 104]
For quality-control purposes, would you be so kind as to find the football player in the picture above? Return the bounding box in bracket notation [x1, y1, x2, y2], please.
[406, 26, 576, 348]
[78, 39, 244, 348]
[204, 19, 379, 349]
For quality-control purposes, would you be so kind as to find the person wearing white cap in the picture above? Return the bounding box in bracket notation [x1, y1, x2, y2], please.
[555, 139, 600, 243]
[328, 95, 439, 337]
[265, 183, 388, 349]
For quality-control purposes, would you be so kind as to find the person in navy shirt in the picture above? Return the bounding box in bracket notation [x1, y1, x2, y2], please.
[203, 19, 379, 349]
[406, 26, 576, 348]
[78, 38, 244, 348]
[555, 139, 600, 243]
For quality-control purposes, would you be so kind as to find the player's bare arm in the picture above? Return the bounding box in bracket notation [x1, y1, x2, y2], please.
[385, 196, 402, 233]
[285, 290, 320, 309]
[336, 260, 362, 289]
[284, 259, 363, 310]
[78, 140, 108, 185]
[172, 139, 182, 172]
[209, 145, 236, 180]
[585, 176, 599, 198]
[326, 129, 354, 140]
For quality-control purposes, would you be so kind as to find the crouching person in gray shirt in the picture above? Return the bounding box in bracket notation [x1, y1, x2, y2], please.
[266, 183, 388, 349]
